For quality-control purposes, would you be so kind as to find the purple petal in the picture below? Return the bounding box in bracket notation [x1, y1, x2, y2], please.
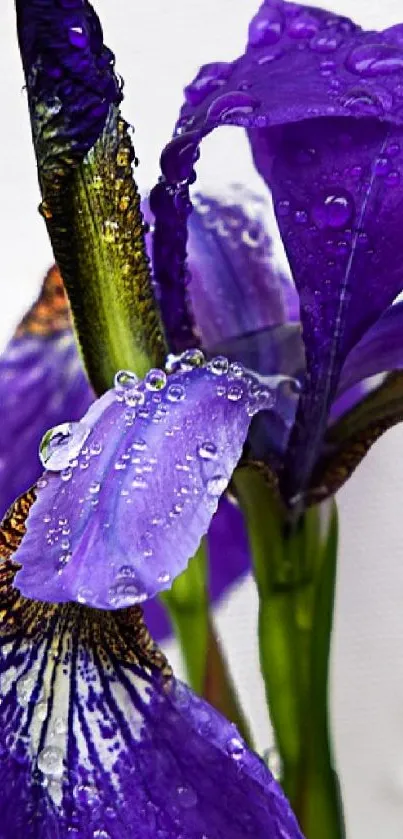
[14, 358, 286, 609]
[265, 116, 403, 497]
[0, 499, 304, 839]
[16, 0, 121, 165]
[150, 0, 403, 499]
[0, 269, 93, 519]
[338, 300, 403, 394]
[187, 191, 294, 350]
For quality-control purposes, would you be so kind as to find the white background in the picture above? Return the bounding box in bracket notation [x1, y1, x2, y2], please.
[2, 0, 403, 836]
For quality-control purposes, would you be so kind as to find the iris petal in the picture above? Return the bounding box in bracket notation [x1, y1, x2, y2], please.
[1, 493, 303, 839]
[13, 360, 288, 609]
[338, 300, 403, 394]
[150, 0, 403, 502]
[187, 190, 295, 350]
[0, 268, 93, 519]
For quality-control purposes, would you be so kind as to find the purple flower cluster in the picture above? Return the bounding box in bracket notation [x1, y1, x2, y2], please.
[2, 0, 403, 836]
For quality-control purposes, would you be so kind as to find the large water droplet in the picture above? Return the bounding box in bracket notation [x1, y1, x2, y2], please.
[311, 189, 354, 230]
[197, 442, 217, 460]
[346, 42, 403, 76]
[38, 745, 64, 778]
[166, 384, 185, 402]
[208, 356, 229, 376]
[249, 9, 283, 47]
[145, 369, 167, 391]
[207, 92, 260, 124]
[39, 422, 90, 471]
[114, 370, 139, 391]
[68, 25, 89, 49]
[176, 785, 198, 808]
[288, 13, 319, 39]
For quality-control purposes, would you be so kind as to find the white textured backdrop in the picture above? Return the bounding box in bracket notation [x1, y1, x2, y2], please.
[2, 0, 403, 836]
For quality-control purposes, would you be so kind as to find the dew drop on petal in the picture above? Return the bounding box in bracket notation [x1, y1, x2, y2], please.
[197, 442, 218, 460]
[39, 422, 90, 471]
[166, 383, 186, 402]
[37, 746, 64, 778]
[311, 189, 354, 230]
[226, 736, 245, 760]
[145, 369, 167, 391]
[208, 356, 229, 376]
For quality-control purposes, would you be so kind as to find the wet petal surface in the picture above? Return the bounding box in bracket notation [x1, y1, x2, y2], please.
[150, 0, 403, 499]
[14, 359, 287, 609]
[0, 493, 303, 839]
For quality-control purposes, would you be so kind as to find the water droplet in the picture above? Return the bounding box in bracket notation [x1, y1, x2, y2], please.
[35, 700, 48, 722]
[37, 477, 48, 490]
[374, 155, 391, 176]
[288, 13, 319, 39]
[102, 220, 119, 243]
[68, 25, 88, 49]
[276, 199, 290, 217]
[145, 369, 167, 391]
[208, 356, 229, 376]
[89, 481, 101, 495]
[57, 552, 72, 572]
[206, 92, 260, 124]
[17, 674, 36, 705]
[206, 476, 227, 497]
[114, 370, 139, 390]
[197, 442, 217, 460]
[167, 383, 185, 402]
[310, 32, 339, 52]
[157, 571, 170, 584]
[386, 169, 401, 187]
[176, 785, 198, 808]
[249, 9, 283, 47]
[346, 42, 403, 76]
[227, 384, 244, 402]
[229, 361, 244, 378]
[53, 717, 67, 735]
[39, 422, 90, 471]
[38, 745, 64, 778]
[61, 466, 73, 482]
[264, 746, 283, 780]
[311, 189, 354, 230]
[226, 736, 245, 759]
[178, 348, 205, 371]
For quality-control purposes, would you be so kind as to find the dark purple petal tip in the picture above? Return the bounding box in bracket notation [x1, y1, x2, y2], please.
[13, 353, 294, 609]
[16, 0, 121, 168]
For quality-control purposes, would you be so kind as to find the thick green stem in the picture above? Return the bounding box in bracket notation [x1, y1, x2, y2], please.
[235, 468, 345, 839]
[162, 540, 253, 747]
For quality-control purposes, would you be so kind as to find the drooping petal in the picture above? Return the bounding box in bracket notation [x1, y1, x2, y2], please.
[150, 0, 403, 500]
[14, 358, 286, 609]
[16, 0, 165, 393]
[0, 493, 303, 839]
[0, 268, 93, 519]
[338, 300, 403, 394]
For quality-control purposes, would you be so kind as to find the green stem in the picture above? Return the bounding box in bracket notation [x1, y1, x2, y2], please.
[162, 540, 253, 748]
[235, 468, 345, 839]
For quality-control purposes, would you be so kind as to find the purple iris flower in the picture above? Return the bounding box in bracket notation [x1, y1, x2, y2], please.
[0, 0, 307, 835]
[151, 0, 403, 507]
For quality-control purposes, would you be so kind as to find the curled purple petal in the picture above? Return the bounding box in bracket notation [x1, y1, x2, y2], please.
[14, 356, 292, 609]
[338, 300, 403, 393]
[150, 0, 403, 501]
[0, 497, 304, 839]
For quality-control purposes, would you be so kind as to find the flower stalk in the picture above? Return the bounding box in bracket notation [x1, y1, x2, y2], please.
[235, 468, 344, 839]
[162, 539, 253, 747]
